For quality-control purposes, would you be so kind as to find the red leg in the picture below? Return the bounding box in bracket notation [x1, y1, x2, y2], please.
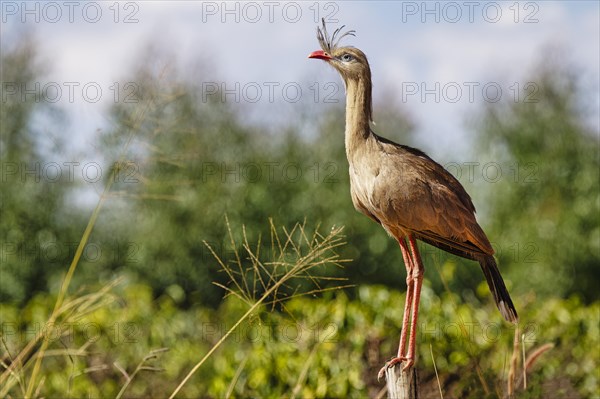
[403, 235, 424, 371]
[377, 237, 414, 380]
[397, 238, 414, 359]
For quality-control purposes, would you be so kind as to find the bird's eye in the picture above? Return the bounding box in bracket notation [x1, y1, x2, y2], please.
[341, 53, 353, 62]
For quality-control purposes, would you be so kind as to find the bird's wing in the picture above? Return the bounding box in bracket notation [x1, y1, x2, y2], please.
[373, 139, 494, 256]
[409, 178, 494, 257]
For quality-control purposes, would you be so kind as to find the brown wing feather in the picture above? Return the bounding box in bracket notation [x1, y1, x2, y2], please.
[372, 135, 494, 257]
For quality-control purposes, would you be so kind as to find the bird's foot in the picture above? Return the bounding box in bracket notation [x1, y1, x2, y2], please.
[377, 356, 413, 381]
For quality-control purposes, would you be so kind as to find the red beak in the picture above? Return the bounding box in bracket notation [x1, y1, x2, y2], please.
[308, 50, 332, 61]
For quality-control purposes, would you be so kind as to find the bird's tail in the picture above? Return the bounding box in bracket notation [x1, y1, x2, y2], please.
[479, 255, 518, 323]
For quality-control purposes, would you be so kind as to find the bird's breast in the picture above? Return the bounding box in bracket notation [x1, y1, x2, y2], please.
[347, 151, 413, 235]
[348, 158, 382, 217]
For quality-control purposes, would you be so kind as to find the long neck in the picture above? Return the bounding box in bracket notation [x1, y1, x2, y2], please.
[344, 76, 373, 159]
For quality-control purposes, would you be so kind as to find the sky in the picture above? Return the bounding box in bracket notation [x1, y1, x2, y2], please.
[2, 1, 599, 159]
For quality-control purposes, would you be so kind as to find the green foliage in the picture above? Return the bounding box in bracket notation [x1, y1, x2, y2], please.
[92, 56, 417, 307]
[3, 40, 597, 308]
[0, 38, 80, 303]
[474, 60, 600, 301]
[2, 282, 598, 397]
[2, 36, 598, 399]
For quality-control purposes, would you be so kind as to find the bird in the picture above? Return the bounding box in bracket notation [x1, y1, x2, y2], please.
[308, 19, 518, 380]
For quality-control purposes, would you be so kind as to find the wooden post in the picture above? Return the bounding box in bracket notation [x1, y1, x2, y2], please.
[385, 363, 419, 399]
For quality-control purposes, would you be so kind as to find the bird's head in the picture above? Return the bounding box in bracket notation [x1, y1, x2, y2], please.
[308, 19, 371, 84]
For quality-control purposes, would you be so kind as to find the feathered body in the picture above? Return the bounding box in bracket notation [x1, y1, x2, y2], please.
[309, 20, 517, 323]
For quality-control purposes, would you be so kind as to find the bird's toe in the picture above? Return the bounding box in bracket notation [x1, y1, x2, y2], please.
[377, 356, 409, 381]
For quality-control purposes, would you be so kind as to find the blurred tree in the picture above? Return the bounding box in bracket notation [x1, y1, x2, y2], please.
[97, 52, 419, 307]
[0, 38, 76, 302]
[474, 58, 599, 301]
[7, 41, 596, 308]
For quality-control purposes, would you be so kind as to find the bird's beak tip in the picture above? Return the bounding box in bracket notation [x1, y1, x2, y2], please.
[308, 50, 331, 60]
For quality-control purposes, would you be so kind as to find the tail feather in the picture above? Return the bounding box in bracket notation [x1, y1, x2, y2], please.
[479, 255, 518, 323]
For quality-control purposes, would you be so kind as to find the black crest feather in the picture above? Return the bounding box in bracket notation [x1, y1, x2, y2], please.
[317, 18, 356, 53]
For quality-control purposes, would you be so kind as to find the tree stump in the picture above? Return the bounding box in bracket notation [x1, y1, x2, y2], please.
[385, 363, 419, 399]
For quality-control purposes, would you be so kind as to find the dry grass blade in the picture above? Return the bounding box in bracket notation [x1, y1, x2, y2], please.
[57, 278, 122, 322]
[1, 337, 26, 396]
[0, 278, 123, 397]
[432, 260, 490, 394]
[115, 348, 170, 399]
[206, 241, 250, 304]
[38, 346, 89, 359]
[114, 362, 130, 380]
[506, 342, 554, 397]
[214, 218, 348, 309]
[507, 326, 520, 398]
[32, 376, 45, 399]
[374, 385, 388, 399]
[68, 364, 110, 396]
[290, 309, 340, 399]
[504, 337, 553, 399]
[524, 343, 553, 372]
[2, 67, 171, 398]
[430, 344, 444, 399]
[262, 284, 355, 307]
[224, 356, 248, 399]
[290, 343, 319, 399]
[226, 216, 252, 300]
[522, 332, 527, 389]
[244, 226, 267, 298]
[169, 219, 349, 398]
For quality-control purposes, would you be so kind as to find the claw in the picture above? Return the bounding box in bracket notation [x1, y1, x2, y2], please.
[401, 358, 414, 371]
[377, 356, 410, 381]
